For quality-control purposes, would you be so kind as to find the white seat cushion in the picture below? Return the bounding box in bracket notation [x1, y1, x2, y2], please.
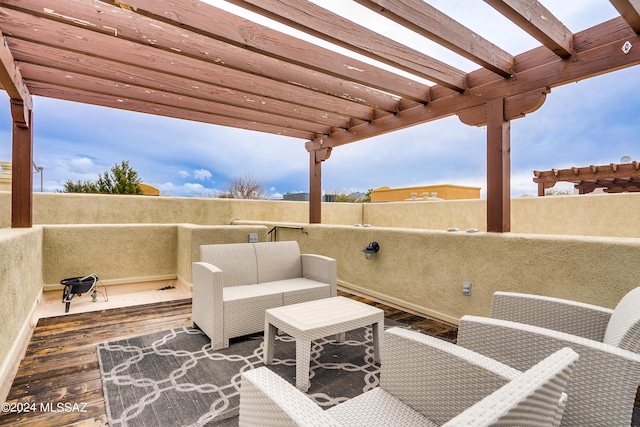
[223, 284, 282, 301]
[261, 278, 331, 305]
[224, 285, 283, 338]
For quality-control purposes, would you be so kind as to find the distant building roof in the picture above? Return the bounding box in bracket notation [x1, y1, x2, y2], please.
[140, 183, 160, 196]
[370, 184, 480, 202]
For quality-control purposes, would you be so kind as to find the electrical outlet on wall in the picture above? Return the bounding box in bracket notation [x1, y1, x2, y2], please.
[249, 233, 259, 243]
[462, 282, 472, 296]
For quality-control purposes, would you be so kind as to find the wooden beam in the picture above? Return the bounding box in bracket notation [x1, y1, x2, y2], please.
[0, 32, 32, 126]
[533, 162, 640, 185]
[486, 98, 510, 233]
[610, 0, 640, 33]
[118, 0, 431, 102]
[20, 62, 333, 135]
[37, 0, 429, 105]
[307, 17, 640, 150]
[457, 87, 549, 126]
[355, 0, 514, 77]
[7, 37, 376, 127]
[224, 0, 467, 92]
[11, 99, 33, 228]
[0, 2, 637, 148]
[29, 81, 313, 139]
[484, 0, 573, 57]
[1, 1, 407, 112]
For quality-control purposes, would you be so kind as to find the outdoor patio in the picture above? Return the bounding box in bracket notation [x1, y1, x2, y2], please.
[2, 192, 640, 425]
[1, 0, 640, 425]
[0, 287, 457, 426]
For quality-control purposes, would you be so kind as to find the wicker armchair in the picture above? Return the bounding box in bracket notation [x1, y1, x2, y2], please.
[238, 327, 578, 427]
[458, 287, 640, 426]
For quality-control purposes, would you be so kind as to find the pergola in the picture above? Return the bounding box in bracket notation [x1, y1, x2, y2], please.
[1, 1, 639, 230]
[534, 161, 640, 195]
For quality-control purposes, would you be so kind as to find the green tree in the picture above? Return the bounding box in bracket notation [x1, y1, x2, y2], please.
[61, 180, 99, 193]
[98, 161, 143, 194]
[60, 160, 143, 195]
[361, 189, 373, 203]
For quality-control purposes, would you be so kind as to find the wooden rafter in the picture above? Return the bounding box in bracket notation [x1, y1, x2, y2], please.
[0, 1, 406, 108]
[225, 0, 467, 92]
[610, 0, 640, 33]
[0, 4, 396, 135]
[92, 0, 429, 104]
[307, 17, 640, 150]
[8, 39, 374, 127]
[0, 1, 637, 146]
[484, 0, 573, 57]
[355, 0, 514, 77]
[0, 30, 31, 125]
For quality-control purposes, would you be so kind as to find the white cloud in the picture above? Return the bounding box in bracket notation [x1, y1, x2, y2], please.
[183, 182, 208, 193]
[156, 181, 219, 197]
[193, 169, 212, 181]
[69, 157, 96, 174]
[178, 170, 190, 178]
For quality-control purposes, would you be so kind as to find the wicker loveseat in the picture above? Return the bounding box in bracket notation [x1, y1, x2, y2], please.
[192, 241, 336, 350]
[238, 327, 579, 427]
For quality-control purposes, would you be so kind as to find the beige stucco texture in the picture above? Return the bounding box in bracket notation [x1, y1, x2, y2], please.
[268, 223, 640, 324]
[3, 191, 640, 401]
[0, 227, 43, 394]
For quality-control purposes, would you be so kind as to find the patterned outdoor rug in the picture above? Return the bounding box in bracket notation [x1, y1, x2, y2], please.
[98, 320, 404, 426]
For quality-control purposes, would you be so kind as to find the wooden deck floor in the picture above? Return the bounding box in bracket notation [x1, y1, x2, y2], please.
[0, 292, 457, 426]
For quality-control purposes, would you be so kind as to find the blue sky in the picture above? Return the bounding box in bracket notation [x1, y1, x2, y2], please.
[0, 1, 638, 199]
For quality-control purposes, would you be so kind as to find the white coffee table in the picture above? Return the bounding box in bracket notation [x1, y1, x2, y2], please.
[263, 296, 384, 392]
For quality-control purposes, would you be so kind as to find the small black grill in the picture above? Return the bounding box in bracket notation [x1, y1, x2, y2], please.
[61, 275, 98, 313]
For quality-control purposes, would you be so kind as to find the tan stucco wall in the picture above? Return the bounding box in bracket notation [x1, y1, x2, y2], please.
[0, 227, 43, 401]
[254, 223, 640, 324]
[19, 192, 362, 226]
[3, 191, 640, 398]
[511, 193, 640, 236]
[0, 162, 11, 193]
[42, 224, 179, 288]
[364, 192, 640, 238]
[5, 191, 640, 238]
[363, 198, 487, 231]
[42, 223, 273, 289]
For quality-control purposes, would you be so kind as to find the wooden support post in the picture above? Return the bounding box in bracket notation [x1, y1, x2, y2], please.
[309, 149, 322, 224]
[486, 98, 511, 232]
[11, 99, 33, 228]
[308, 146, 332, 224]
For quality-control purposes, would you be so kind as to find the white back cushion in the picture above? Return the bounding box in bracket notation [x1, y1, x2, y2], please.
[254, 241, 301, 283]
[201, 243, 258, 287]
